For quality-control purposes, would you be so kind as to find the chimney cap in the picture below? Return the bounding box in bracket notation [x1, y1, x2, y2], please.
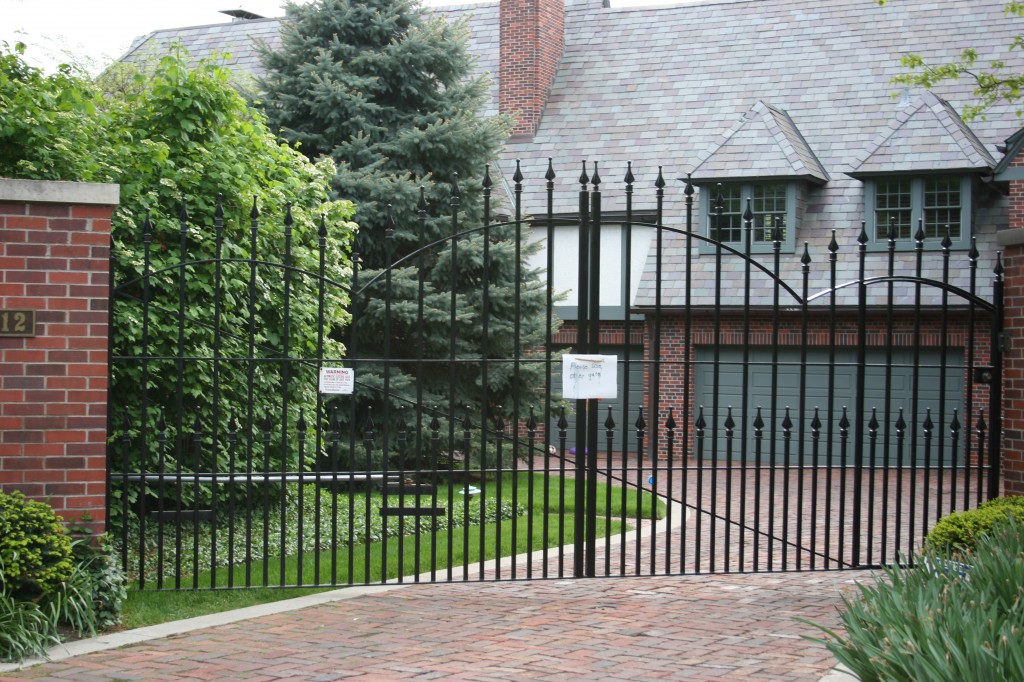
[219, 9, 265, 21]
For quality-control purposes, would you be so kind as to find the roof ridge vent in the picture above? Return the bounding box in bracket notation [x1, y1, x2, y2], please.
[220, 9, 265, 21]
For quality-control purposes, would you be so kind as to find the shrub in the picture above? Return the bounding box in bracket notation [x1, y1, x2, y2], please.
[925, 495, 1024, 554]
[808, 518, 1024, 682]
[0, 491, 74, 599]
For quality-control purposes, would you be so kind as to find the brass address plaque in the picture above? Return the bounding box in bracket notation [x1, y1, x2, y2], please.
[0, 310, 37, 337]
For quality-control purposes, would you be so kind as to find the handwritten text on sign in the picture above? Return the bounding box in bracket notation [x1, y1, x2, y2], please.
[562, 354, 618, 399]
[319, 367, 355, 394]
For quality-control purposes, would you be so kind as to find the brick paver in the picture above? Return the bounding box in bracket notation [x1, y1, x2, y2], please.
[0, 570, 865, 681]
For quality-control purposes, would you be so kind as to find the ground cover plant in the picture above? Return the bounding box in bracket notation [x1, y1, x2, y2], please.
[808, 512, 1024, 682]
[118, 473, 665, 628]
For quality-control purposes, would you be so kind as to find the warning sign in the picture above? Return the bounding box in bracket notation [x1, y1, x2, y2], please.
[319, 367, 354, 394]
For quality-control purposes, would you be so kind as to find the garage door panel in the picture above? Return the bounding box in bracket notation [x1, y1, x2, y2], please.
[695, 348, 965, 465]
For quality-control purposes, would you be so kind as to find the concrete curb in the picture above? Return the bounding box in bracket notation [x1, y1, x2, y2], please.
[0, 583, 404, 673]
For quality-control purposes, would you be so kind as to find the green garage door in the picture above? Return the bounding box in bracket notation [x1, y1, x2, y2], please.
[694, 347, 966, 464]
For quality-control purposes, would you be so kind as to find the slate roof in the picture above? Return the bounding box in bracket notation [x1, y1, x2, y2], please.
[124, 0, 1024, 308]
[120, 3, 501, 114]
[849, 91, 997, 175]
[122, 17, 282, 78]
[690, 100, 830, 184]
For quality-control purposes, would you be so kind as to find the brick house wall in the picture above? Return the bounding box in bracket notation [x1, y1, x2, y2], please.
[0, 179, 118, 535]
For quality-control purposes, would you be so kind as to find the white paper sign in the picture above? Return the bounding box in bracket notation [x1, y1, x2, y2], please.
[319, 367, 354, 394]
[562, 354, 618, 399]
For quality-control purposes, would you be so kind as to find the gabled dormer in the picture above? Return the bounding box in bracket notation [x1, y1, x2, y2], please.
[848, 91, 995, 249]
[689, 101, 828, 253]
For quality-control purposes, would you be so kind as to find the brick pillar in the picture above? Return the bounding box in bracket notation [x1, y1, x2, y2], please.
[0, 179, 119, 535]
[998, 146, 1024, 496]
[499, 0, 564, 138]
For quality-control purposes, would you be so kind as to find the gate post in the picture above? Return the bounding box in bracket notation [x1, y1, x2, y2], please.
[998, 231, 1023, 496]
[996, 151, 1024, 497]
[0, 179, 118, 536]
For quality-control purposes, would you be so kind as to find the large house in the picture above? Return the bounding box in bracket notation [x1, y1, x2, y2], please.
[125, 0, 1024, 463]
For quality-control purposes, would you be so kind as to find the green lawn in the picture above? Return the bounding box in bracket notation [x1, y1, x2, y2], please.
[120, 472, 665, 628]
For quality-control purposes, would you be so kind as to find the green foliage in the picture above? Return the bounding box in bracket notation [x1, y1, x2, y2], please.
[98, 50, 357, 512]
[0, 42, 357, 515]
[0, 491, 74, 599]
[0, 498, 110, 663]
[70, 533, 128, 631]
[0, 41, 110, 180]
[0, 566, 62, 663]
[806, 518, 1024, 682]
[119, 484, 527, 584]
[878, 1, 1024, 120]
[924, 495, 1024, 554]
[258, 0, 554, 441]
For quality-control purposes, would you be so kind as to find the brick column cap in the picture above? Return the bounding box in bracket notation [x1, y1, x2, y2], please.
[0, 178, 120, 206]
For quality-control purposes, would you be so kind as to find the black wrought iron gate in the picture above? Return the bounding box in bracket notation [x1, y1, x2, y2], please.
[107, 161, 1003, 590]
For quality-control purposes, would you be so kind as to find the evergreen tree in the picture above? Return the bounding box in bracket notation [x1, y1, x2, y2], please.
[258, 0, 554, 462]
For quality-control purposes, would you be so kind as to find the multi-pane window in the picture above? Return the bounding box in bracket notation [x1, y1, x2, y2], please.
[871, 176, 966, 243]
[708, 183, 789, 245]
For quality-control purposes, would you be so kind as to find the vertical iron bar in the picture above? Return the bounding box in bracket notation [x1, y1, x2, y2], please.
[989, 256, 1004, 501]
[881, 225, 897, 566]
[156, 413, 167, 589]
[511, 165, 523, 580]
[852, 225, 868, 566]
[574, 162, 590, 578]
[296, 411, 306, 586]
[261, 416, 272, 587]
[740, 198, 753, 572]
[710, 185, 723, 574]
[244, 198, 260, 588]
[681, 175, 693, 574]
[414, 189, 428, 579]
[279, 206, 295, 587]
[210, 196, 225, 589]
[446, 178, 461, 582]
[937, 232, 952, 523]
[480, 166, 494, 582]
[191, 415, 201, 589]
[383, 207, 396, 580]
[557, 408, 568, 577]
[138, 213, 154, 583]
[965, 240, 979, 509]
[826, 232, 839, 569]
[543, 160, 556, 579]
[798, 243, 811, 570]
[344, 237, 361, 586]
[913, 223, 927, 544]
[586, 164, 602, 578]
[769, 218, 783, 570]
[226, 416, 238, 588]
[313, 215, 328, 584]
[174, 200, 189, 590]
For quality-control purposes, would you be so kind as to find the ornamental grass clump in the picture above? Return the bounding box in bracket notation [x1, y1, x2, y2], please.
[807, 516, 1024, 682]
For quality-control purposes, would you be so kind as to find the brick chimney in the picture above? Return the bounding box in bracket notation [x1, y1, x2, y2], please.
[499, 0, 565, 138]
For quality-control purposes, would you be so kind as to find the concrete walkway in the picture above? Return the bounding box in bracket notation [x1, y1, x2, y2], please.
[0, 568, 864, 681]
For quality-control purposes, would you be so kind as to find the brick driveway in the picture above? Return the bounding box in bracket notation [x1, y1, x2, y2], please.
[0, 570, 865, 681]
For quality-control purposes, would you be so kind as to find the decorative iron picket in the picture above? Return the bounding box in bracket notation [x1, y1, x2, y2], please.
[107, 161, 1002, 590]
